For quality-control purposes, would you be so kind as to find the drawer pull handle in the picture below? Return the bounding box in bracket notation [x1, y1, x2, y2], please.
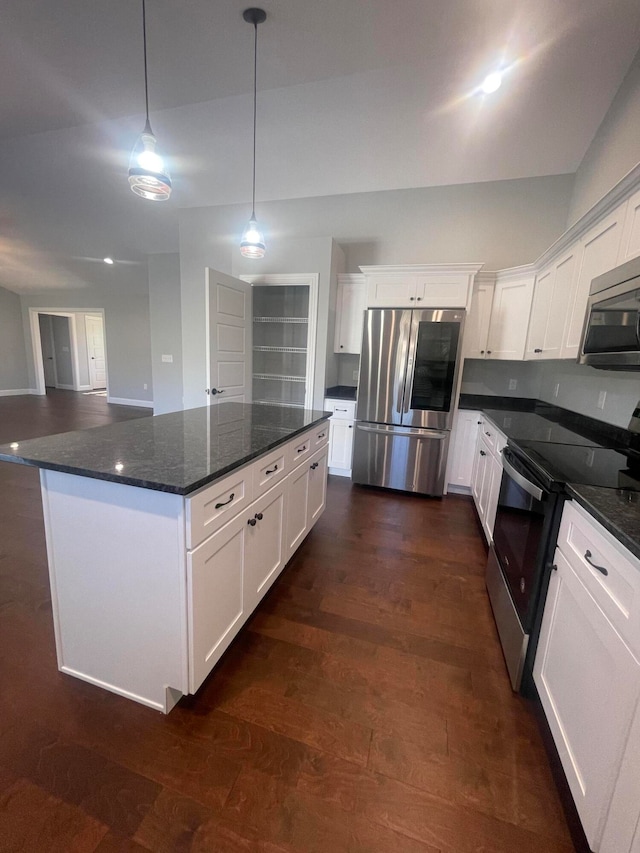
[215, 493, 235, 509]
[297, 446, 307, 453]
[254, 512, 264, 521]
[310, 462, 319, 470]
[266, 465, 278, 474]
[485, 431, 491, 437]
[248, 517, 257, 526]
[318, 432, 326, 439]
[336, 408, 348, 412]
[585, 550, 608, 576]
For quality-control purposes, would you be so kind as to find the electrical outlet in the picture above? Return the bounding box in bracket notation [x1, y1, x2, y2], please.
[597, 390, 607, 410]
[161, 354, 173, 363]
[554, 383, 560, 398]
[508, 379, 517, 391]
[352, 370, 359, 380]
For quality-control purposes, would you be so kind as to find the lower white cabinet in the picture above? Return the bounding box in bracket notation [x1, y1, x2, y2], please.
[470, 416, 506, 542]
[447, 410, 482, 490]
[324, 398, 356, 476]
[534, 501, 640, 851]
[189, 427, 329, 695]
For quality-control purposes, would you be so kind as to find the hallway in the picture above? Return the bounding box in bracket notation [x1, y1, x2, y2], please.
[0, 393, 573, 852]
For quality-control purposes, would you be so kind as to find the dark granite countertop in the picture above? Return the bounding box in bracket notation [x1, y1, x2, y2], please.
[0, 403, 330, 496]
[566, 484, 640, 561]
[325, 385, 357, 401]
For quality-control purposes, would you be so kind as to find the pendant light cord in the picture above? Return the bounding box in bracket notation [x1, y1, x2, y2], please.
[142, 0, 151, 129]
[251, 19, 258, 217]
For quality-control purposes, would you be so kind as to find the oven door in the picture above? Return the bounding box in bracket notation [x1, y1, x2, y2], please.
[492, 446, 548, 631]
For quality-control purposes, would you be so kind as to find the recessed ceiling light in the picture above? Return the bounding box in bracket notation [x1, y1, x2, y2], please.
[481, 72, 502, 94]
[103, 257, 114, 265]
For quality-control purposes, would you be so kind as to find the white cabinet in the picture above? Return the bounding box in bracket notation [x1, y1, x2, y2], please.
[244, 479, 287, 613]
[360, 264, 482, 309]
[470, 416, 506, 542]
[618, 187, 640, 264]
[463, 278, 494, 359]
[525, 248, 578, 360]
[447, 410, 482, 490]
[308, 445, 329, 526]
[484, 272, 535, 360]
[188, 512, 247, 693]
[334, 274, 366, 354]
[324, 398, 356, 476]
[534, 501, 640, 851]
[561, 204, 626, 359]
[285, 462, 309, 558]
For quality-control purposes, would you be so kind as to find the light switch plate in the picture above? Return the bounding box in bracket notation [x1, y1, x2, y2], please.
[161, 354, 173, 363]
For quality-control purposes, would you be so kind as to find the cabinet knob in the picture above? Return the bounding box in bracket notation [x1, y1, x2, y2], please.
[477, 421, 482, 425]
[254, 512, 264, 521]
[416, 297, 422, 301]
[409, 296, 415, 301]
[480, 350, 484, 354]
[348, 424, 353, 428]
[340, 345, 344, 349]
[534, 348, 542, 353]
[486, 350, 492, 355]
[479, 450, 486, 456]
[310, 462, 319, 470]
[247, 517, 257, 526]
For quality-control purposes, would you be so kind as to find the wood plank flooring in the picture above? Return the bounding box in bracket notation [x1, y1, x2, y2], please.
[0, 391, 574, 852]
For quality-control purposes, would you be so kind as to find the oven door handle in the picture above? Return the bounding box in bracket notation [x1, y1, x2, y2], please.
[500, 449, 544, 501]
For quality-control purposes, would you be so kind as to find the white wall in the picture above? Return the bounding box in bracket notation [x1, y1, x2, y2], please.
[149, 254, 183, 415]
[569, 48, 640, 224]
[0, 285, 29, 392]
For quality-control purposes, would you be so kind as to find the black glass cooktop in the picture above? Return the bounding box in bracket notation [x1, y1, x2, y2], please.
[513, 440, 640, 491]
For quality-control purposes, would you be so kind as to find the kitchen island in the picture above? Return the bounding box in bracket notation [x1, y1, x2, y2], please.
[0, 403, 330, 713]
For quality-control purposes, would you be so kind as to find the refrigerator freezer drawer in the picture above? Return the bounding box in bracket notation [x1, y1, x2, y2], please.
[352, 423, 450, 496]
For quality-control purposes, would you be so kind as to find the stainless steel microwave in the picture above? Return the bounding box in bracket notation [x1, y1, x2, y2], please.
[580, 256, 640, 370]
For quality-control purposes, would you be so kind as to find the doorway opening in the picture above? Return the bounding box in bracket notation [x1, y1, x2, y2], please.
[29, 308, 108, 396]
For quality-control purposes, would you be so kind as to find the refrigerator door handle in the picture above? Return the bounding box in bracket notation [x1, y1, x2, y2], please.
[395, 311, 412, 417]
[356, 424, 448, 440]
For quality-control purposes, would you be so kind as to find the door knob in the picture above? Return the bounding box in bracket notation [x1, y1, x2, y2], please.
[210, 388, 225, 395]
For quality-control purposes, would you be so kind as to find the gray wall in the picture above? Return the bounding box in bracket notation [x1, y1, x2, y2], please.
[569, 48, 640, 224]
[149, 254, 183, 415]
[0, 285, 29, 392]
[20, 288, 153, 404]
[177, 175, 574, 410]
[461, 358, 640, 430]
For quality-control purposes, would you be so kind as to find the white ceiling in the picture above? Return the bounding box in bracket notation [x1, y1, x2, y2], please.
[0, 0, 639, 292]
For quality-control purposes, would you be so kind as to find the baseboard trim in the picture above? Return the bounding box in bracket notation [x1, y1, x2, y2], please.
[107, 396, 154, 408]
[78, 384, 92, 391]
[0, 388, 37, 397]
[56, 384, 75, 391]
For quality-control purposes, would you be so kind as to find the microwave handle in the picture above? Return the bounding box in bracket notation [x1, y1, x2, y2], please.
[500, 448, 544, 501]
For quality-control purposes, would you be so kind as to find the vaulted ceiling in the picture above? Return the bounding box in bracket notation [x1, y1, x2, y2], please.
[1, 0, 639, 292]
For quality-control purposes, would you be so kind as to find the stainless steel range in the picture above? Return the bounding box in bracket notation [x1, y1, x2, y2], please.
[487, 437, 640, 691]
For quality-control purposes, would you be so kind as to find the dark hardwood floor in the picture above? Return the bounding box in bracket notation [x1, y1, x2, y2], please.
[0, 391, 574, 852]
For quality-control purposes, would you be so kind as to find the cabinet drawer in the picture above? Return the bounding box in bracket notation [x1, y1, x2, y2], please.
[311, 421, 330, 449]
[558, 501, 640, 657]
[325, 399, 356, 420]
[253, 446, 287, 499]
[289, 429, 315, 468]
[186, 468, 253, 550]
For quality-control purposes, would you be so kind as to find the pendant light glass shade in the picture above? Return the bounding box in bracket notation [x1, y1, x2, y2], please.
[129, 0, 171, 201]
[128, 120, 172, 200]
[241, 8, 267, 257]
[240, 213, 266, 258]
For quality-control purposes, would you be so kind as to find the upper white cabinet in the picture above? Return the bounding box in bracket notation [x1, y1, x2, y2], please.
[525, 248, 578, 360]
[484, 271, 535, 360]
[618, 186, 640, 264]
[360, 264, 482, 310]
[561, 204, 626, 360]
[334, 274, 366, 354]
[463, 277, 495, 359]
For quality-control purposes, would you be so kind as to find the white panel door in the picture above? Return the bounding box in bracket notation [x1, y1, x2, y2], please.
[534, 549, 640, 850]
[463, 282, 494, 358]
[285, 463, 310, 558]
[207, 268, 252, 405]
[561, 206, 625, 359]
[328, 418, 354, 471]
[334, 277, 366, 354]
[307, 445, 328, 527]
[619, 188, 640, 263]
[525, 266, 554, 360]
[85, 314, 106, 389]
[447, 410, 481, 489]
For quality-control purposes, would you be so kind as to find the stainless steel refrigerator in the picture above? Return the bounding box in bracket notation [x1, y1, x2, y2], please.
[352, 308, 465, 496]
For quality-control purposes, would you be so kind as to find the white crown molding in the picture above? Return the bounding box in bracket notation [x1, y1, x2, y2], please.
[358, 263, 484, 276]
[337, 273, 365, 284]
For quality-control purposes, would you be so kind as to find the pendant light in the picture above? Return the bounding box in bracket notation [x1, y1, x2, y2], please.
[128, 0, 172, 201]
[240, 8, 267, 258]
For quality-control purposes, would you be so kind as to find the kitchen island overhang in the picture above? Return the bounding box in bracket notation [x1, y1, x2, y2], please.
[0, 403, 331, 713]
